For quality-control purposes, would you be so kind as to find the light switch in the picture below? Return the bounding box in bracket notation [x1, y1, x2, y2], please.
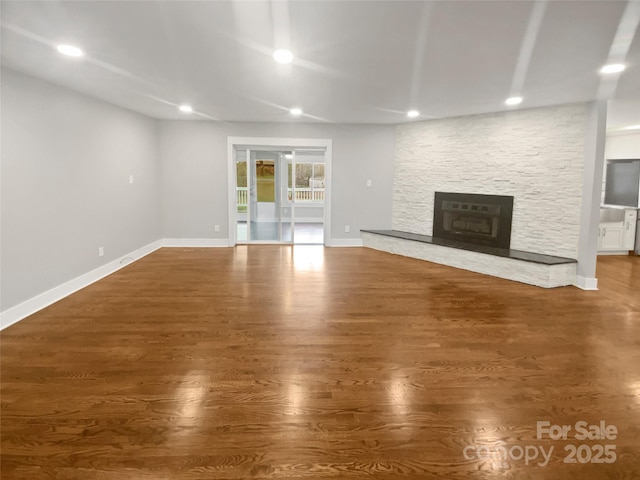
[366, 179, 372, 187]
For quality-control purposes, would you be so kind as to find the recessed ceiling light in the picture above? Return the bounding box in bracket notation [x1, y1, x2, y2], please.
[505, 96, 523, 106]
[623, 124, 640, 130]
[56, 44, 84, 57]
[600, 63, 626, 74]
[179, 105, 193, 113]
[290, 107, 302, 116]
[284, 154, 293, 159]
[273, 49, 294, 64]
[407, 110, 420, 118]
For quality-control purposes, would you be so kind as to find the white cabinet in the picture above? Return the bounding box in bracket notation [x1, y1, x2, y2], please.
[623, 209, 638, 250]
[597, 209, 638, 253]
[598, 223, 625, 251]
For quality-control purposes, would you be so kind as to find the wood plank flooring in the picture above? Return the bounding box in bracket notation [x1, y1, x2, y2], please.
[2, 246, 639, 479]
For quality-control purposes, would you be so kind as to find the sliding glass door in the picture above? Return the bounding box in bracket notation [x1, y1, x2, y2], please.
[234, 146, 325, 244]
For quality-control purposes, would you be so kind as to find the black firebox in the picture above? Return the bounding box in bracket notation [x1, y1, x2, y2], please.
[433, 192, 514, 249]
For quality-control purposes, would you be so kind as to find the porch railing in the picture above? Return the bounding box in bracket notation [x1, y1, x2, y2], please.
[236, 187, 324, 205]
[237, 187, 248, 207]
[288, 188, 325, 202]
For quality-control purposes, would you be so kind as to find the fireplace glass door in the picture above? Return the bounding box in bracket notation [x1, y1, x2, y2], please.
[433, 192, 514, 249]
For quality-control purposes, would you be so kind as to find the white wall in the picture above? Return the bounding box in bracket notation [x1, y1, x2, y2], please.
[158, 122, 396, 241]
[605, 132, 640, 159]
[0, 68, 162, 311]
[0, 69, 394, 315]
[393, 103, 587, 258]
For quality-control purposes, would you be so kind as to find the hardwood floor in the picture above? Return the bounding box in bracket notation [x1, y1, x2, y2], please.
[2, 247, 639, 479]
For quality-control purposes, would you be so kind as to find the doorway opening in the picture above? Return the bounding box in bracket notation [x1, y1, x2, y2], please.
[228, 137, 332, 245]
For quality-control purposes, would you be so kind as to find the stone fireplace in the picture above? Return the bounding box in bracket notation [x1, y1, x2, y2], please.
[433, 192, 514, 249]
[362, 190, 577, 288]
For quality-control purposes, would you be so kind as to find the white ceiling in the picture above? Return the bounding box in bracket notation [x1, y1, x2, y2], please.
[1, 0, 639, 128]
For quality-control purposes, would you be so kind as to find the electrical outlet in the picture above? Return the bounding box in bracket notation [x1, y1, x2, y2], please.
[345, 225, 350, 233]
[214, 224, 220, 232]
[98, 247, 104, 257]
[129, 175, 134, 184]
[366, 179, 372, 187]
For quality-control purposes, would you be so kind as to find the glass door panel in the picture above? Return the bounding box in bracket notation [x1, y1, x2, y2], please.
[292, 149, 325, 244]
[249, 151, 275, 241]
[280, 152, 293, 242]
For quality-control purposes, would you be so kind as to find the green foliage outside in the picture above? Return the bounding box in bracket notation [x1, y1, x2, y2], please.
[257, 178, 275, 202]
[237, 162, 247, 187]
[256, 161, 275, 202]
[237, 160, 276, 203]
[237, 160, 325, 210]
[288, 163, 324, 188]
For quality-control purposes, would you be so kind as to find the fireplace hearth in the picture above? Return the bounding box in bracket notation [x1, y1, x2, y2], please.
[433, 192, 513, 249]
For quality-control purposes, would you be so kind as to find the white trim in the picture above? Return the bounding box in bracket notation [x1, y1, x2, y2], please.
[575, 275, 599, 290]
[324, 141, 333, 246]
[597, 251, 630, 256]
[228, 137, 332, 148]
[0, 240, 162, 331]
[162, 238, 231, 247]
[227, 139, 237, 246]
[326, 238, 364, 247]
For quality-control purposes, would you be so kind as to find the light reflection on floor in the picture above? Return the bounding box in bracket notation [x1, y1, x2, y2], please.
[292, 245, 325, 272]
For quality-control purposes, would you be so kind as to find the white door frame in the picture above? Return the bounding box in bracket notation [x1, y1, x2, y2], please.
[227, 136, 332, 246]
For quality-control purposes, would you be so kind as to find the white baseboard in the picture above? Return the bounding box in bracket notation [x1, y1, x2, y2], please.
[597, 251, 630, 256]
[0, 239, 162, 331]
[575, 275, 599, 290]
[0, 236, 370, 330]
[162, 238, 231, 247]
[326, 238, 364, 247]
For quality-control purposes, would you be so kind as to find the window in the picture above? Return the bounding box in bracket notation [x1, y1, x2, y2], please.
[289, 163, 325, 201]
